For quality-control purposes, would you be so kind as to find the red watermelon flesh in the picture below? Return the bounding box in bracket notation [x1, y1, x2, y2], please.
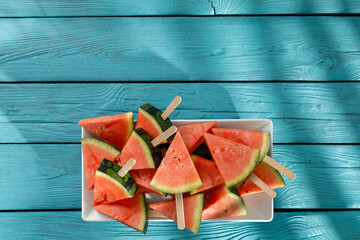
[237, 161, 286, 196]
[129, 169, 166, 196]
[212, 128, 270, 163]
[149, 194, 204, 234]
[177, 121, 217, 153]
[204, 133, 259, 188]
[117, 128, 158, 170]
[78, 112, 134, 150]
[189, 155, 224, 195]
[202, 184, 246, 220]
[81, 138, 120, 190]
[150, 132, 203, 194]
[93, 171, 133, 204]
[94, 194, 147, 233]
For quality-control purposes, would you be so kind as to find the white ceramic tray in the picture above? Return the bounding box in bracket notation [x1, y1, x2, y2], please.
[82, 119, 273, 222]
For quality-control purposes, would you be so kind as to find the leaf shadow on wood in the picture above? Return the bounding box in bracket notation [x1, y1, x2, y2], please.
[254, 12, 360, 239]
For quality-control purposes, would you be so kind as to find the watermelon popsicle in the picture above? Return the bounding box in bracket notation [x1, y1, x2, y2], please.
[93, 158, 138, 204]
[150, 131, 203, 230]
[204, 133, 277, 198]
[212, 128, 296, 180]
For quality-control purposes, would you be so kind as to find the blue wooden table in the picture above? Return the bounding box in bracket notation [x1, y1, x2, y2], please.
[1, 1, 360, 239]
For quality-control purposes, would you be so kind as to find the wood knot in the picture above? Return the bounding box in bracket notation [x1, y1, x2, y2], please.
[318, 56, 336, 70]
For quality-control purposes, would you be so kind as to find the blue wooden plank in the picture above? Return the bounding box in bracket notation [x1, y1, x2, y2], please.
[0, 144, 358, 210]
[0, 211, 359, 239]
[0, 83, 359, 143]
[1, 17, 360, 81]
[1, 0, 360, 16]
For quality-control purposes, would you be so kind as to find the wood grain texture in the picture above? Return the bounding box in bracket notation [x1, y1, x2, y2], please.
[1, 0, 360, 16]
[1, 17, 360, 81]
[0, 83, 359, 143]
[0, 211, 359, 239]
[1, 144, 359, 210]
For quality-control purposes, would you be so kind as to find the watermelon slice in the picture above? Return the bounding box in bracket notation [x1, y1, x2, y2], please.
[189, 155, 224, 195]
[202, 184, 247, 220]
[177, 121, 217, 153]
[192, 142, 212, 160]
[81, 138, 120, 190]
[149, 194, 204, 234]
[203, 133, 259, 188]
[94, 159, 138, 204]
[129, 169, 166, 196]
[78, 112, 134, 150]
[135, 104, 172, 142]
[150, 132, 203, 194]
[94, 193, 147, 233]
[237, 161, 286, 196]
[212, 128, 270, 163]
[117, 128, 162, 169]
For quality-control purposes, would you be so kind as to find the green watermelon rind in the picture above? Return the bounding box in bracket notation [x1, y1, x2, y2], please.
[134, 128, 162, 168]
[81, 138, 120, 157]
[124, 112, 135, 143]
[263, 162, 286, 188]
[140, 104, 173, 131]
[97, 159, 138, 196]
[150, 178, 203, 194]
[225, 149, 260, 188]
[95, 171, 134, 199]
[137, 194, 148, 234]
[191, 193, 204, 234]
[226, 192, 247, 217]
[258, 131, 270, 164]
[132, 128, 156, 168]
[139, 104, 173, 142]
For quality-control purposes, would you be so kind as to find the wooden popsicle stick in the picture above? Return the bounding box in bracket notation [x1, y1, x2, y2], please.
[117, 158, 136, 177]
[148, 209, 166, 218]
[175, 193, 185, 230]
[161, 96, 182, 120]
[249, 173, 277, 198]
[151, 125, 177, 147]
[263, 155, 296, 180]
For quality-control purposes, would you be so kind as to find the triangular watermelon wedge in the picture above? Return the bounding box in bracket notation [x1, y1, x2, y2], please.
[94, 194, 148, 233]
[149, 194, 204, 234]
[94, 159, 138, 204]
[135, 104, 173, 142]
[212, 128, 270, 163]
[78, 112, 134, 150]
[203, 133, 260, 188]
[81, 138, 120, 190]
[189, 155, 224, 195]
[237, 161, 286, 196]
[202, 184, 247, 220]
[177, 121, 217, 153]
[129, 169, 167, 196]
[117, 128, 162, 169]
[150, 132, 203, 194]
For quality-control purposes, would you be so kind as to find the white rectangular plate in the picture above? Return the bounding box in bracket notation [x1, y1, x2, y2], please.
[82, 119, 273, 222]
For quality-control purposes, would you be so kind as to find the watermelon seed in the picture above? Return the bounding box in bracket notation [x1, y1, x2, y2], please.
[213, 147, 220, 153]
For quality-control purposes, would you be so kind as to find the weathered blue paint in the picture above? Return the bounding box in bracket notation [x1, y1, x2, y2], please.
[0, 83, 359, 143]
[1, 18, 360, 81]
[0, 211, 359, 239]
[0, 2, 359, 237]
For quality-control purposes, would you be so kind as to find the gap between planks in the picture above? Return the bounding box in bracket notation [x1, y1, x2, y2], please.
[0, 81, 359, 84]
[1, 14, 360, 19]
